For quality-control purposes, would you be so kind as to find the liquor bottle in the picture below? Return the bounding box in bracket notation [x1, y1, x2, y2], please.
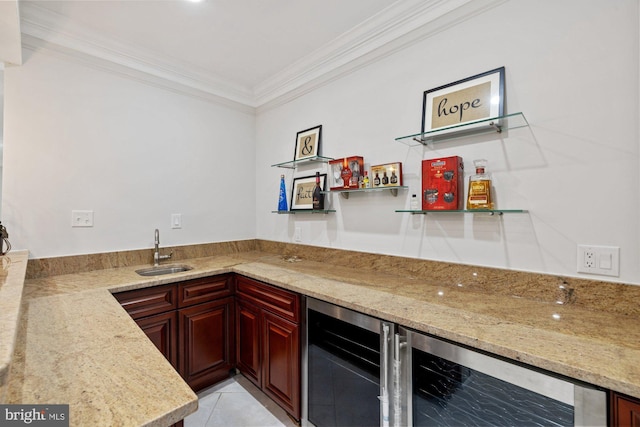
[341, 158, 352, 189]
[278, 175, 288, 211]
[363, 171, 370, 188]
[466, 159, 494, 210]
[373, 172, 381, 186]
[312, 172, 324, 210]
[390, 169, 398, 184]
[382, 171, 389, 185]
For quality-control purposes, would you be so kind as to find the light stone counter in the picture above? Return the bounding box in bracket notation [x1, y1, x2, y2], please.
[0, 250, 28, 404]
[4, 247, 640, 426]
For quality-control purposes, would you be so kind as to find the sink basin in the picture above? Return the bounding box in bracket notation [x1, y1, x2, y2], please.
[135, 264, 193, 276]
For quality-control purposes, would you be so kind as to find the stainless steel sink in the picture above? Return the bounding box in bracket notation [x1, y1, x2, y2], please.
[135, 264, 193, 276]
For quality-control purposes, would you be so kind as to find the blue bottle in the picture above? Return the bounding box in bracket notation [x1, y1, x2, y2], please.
[278, 175, 288, 211]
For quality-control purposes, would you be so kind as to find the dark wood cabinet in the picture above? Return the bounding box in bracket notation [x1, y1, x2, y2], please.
[114, 274, 235, 392]
[235, 275, 301, 420]
[611, 391, 640, 426]
[135, 311, 178, 369]
[262, 309, 300, 417]
[236, 299, 262, 387]
[114, 273, 301, 420]
[114, 283, 177, 319]
[179, 296, 235, 391]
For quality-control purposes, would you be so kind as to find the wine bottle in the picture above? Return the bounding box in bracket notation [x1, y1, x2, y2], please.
[341, 158, 352, 189]
[312, 172, 324, 210]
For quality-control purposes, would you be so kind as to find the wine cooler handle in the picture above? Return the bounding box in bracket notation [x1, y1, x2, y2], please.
[381, 323, 390, 427]
[393, 332, 408, 427]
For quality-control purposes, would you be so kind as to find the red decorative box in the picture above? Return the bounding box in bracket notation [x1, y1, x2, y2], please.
[329, 156, 364, 190]
[422, 156, 464, 210]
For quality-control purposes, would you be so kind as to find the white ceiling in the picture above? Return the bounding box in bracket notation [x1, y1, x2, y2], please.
[23, 0, 395, 89]
[17, 0, 504, 108]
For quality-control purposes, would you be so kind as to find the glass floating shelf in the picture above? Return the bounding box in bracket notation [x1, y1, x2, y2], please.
[271, 210, 335, 214]
[395, 209, 528, 215]
[327, 186, 408, 199]
[271, 155, 334, 169]
[395, 112, 529, 146]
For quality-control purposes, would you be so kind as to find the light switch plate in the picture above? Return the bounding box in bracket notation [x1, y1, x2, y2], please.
[171, 213, 182, 229]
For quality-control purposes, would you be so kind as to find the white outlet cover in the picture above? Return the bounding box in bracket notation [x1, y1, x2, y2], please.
[71, 210, 94, 227]
[577, 245, 620, 277]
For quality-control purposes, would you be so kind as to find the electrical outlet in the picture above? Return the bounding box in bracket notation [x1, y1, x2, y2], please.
[294, 227, 302, 242]
[584, 248, 595, 268]
[577, 245, 619, 277]
[71, 210, 94, 227]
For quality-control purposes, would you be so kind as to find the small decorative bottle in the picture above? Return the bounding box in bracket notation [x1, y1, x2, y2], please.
[363, 171, 370, 188]
[390, 169, 398, 184]
[410, 194, 419, 210]
[312, 172, 324, 210]
[373, 172, 381, 186]
[278, 175, 288, 211]
[382, 171, 389, 185]
[466, 159, 494, 210]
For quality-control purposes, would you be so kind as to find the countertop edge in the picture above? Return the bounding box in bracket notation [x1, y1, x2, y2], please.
[0, 250, 29, 404]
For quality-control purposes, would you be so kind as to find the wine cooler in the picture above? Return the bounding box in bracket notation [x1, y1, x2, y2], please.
[303, 298, 607, 427]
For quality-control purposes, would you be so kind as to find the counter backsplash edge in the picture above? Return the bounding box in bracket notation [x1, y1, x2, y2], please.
[24, 239, 639, 317]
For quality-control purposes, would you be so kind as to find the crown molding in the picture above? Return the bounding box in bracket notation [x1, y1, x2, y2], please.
[19, 2, 256, 108]
[19, 0, 506, 111]
[256, 0, 507, 111]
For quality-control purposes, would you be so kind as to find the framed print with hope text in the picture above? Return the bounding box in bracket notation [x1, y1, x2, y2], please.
[421, 67, 505, 134]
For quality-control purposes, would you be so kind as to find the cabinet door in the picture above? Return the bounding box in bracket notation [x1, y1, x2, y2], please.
[179, 296, 235, 392]
[262, 310, 300, 420]
[611, 392, 640, 426]
[236, 299, 261, 388]
[136, 311, 178, 369]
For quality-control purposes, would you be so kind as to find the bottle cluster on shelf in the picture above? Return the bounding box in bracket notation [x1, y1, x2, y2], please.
[271, 112, 529, 215]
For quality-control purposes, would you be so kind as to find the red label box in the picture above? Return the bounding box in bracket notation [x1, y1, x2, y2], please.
[422, 156, 464, 210]
[329, 156, 364, 190]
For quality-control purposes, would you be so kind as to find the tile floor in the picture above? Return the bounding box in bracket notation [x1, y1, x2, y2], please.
[184, 374, 299, 427]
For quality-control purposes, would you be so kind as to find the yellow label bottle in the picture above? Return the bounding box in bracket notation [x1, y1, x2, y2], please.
[466, 159, 494, 209]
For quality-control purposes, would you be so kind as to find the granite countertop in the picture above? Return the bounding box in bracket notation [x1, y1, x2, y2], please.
[4, 249, 640, 426]
[0, 250, 28, 404]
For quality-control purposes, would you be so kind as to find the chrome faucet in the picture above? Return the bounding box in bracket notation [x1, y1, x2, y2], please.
[153, 228, 173, 266]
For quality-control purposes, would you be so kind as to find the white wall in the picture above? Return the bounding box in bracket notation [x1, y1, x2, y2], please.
[3, 48, 256, 258]
[256, 0, 640, 284]
[2, 0, 638, 285]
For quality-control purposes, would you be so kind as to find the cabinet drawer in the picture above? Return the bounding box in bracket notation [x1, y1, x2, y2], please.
[178, 274, 234, 307]
[236, 276, 300, 323]
[114, 283, 177, 319]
